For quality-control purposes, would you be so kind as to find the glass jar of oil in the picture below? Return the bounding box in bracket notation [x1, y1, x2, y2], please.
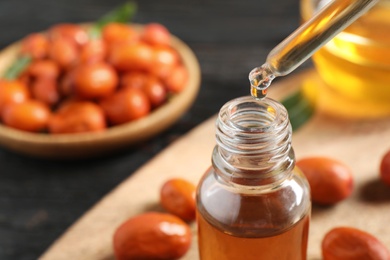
[196, 96, 311, 260]
[301, 0, 390, 118]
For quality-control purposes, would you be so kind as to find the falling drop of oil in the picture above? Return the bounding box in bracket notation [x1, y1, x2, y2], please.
[250, 87, 268, 99]
[249, 64, 275, 99]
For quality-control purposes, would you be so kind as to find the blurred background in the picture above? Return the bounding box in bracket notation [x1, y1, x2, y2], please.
[0, 0, 309, 259]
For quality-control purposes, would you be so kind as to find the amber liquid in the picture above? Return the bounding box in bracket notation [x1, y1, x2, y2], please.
[301, 0, 390, 118]
[198, 213, 309, 260]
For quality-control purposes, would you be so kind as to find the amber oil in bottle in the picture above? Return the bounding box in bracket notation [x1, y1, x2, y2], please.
[196, 96, 311, 260]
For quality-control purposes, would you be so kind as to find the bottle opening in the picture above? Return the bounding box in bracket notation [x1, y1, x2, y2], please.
[225, 98, 278, 132]
[219, 96, 288, 139]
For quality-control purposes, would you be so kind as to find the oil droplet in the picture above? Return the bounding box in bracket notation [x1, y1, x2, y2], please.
[249, 64, 275, 99]
[250, 87, 267, 99]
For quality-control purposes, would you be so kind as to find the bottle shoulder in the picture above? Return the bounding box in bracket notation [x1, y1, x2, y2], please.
[198, 166, 310, 195]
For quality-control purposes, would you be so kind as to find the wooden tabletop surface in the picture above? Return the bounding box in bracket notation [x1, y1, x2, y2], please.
[0, 0, 311, 259]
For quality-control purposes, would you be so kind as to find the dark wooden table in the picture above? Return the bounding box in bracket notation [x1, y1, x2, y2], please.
[0, 0, 309, 259]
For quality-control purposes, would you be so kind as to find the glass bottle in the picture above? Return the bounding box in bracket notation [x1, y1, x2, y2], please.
[196, 96, 311, 260]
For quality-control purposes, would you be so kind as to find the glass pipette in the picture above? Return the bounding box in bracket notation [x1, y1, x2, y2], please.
[249, 0, 380, 98]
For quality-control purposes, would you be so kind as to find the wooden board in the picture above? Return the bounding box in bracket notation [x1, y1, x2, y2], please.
[40, 70, 390, 260]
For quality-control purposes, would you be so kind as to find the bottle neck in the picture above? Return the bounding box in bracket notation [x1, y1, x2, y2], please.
[212, 96, 294, 186]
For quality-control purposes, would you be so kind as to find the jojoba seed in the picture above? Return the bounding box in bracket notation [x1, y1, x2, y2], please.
[113, 212, 192, 260]
[296, 157, 354, 205]
[322, 227, 390, 260]
[160, 178, 196, 222]
[380, 150, 390, 186]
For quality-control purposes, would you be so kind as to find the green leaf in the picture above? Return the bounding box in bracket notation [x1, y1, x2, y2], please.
[88, 2, 138, 39]
[3, 55, 32, 80]
[87, 25, 102, 40]
[281, 89, 314, 131]
[95, 1, 137, 29]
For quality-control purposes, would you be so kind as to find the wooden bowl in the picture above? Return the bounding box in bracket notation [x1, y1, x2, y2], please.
[0, 31, 201, 159]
